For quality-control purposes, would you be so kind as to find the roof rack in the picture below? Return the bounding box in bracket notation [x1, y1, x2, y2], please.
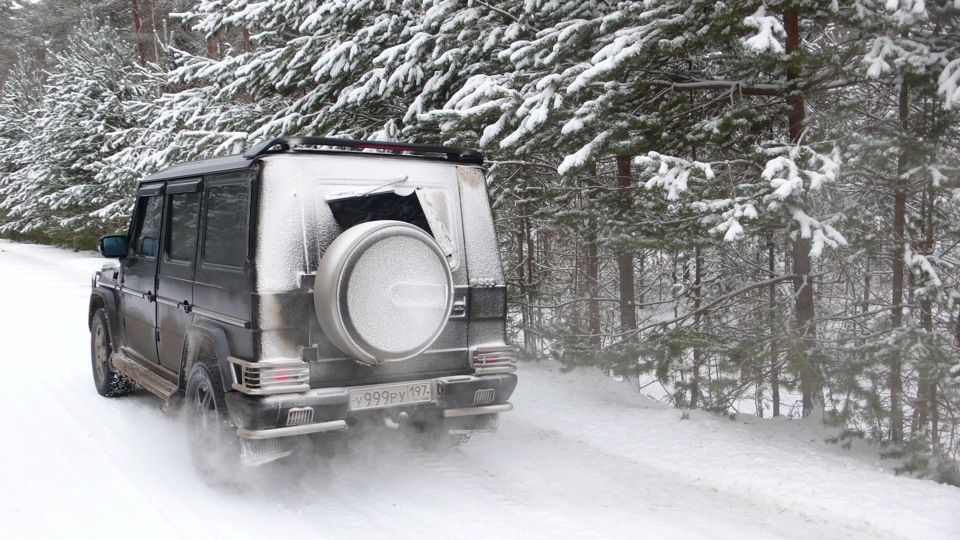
[242, 136, 484, 165]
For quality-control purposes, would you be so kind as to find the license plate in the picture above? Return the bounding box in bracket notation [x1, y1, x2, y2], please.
[349, 381, 434, 411]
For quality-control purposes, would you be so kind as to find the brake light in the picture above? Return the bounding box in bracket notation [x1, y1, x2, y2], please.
[471, 346, 518, 375]
[228, 356, 310, 395]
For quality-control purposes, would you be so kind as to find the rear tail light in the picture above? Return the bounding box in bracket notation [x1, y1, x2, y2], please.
[228, 356, 310, 395]
[471, 346, 518, 375]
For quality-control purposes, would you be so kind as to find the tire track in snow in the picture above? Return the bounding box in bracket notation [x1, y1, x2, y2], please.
[465, 417, 875, 540]
[0, 240, 945, 539]
[0, 242, 325, 538]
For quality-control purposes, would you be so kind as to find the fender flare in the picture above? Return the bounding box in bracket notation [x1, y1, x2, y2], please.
[181, 320, 234, 392]
[88, 288, 122, 352]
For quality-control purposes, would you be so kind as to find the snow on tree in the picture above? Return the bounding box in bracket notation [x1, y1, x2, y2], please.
[0, 22, 162, 248]
[424, 0, 853, 417]
[820, 0, 960, 478]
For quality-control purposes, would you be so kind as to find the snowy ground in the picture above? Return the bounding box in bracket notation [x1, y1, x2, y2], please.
[0, 239, 957, 539]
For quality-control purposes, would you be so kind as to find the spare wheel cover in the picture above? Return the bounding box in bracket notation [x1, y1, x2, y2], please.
[314, 220, 454, 366]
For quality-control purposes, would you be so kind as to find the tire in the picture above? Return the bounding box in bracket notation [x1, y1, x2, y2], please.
[90, 308, 133, 397]
[185, 362, 240, 481]
[314, 220, 454, 366]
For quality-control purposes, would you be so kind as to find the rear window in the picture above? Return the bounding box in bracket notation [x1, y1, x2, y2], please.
[167, 192, 200, 263]
[327, 188, 458, 269]
[328, 191, 431, 233]
[203, 184, 249, 267]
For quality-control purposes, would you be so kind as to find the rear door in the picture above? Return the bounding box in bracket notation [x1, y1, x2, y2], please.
[191, 174, 255, 359]
[156, 179, 201, 373]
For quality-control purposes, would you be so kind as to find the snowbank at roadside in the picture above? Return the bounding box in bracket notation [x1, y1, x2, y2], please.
[514, 360, 960, 539]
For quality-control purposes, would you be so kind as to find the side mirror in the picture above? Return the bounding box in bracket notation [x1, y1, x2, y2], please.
[99, 235, 127, 258]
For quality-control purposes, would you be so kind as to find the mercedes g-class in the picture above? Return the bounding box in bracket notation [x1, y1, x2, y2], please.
[88, 137, 517, 472]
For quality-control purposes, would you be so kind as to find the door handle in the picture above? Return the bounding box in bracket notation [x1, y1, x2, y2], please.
[451, 296, 466, 317]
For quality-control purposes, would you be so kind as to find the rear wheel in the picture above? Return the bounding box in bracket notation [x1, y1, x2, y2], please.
[185, 362, 240, 481]
[90, 308, 133, 397]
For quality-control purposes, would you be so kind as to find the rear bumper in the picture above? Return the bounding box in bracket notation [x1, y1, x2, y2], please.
[224, 372, 517, 439]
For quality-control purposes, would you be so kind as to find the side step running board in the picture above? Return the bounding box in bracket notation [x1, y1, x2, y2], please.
[111, 352, 180, 412]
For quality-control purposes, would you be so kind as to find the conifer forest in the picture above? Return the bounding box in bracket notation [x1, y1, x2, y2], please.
[1, 1, 959, 483]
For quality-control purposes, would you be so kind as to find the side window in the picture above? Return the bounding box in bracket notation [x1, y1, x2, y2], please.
[132, 195, 163, 258]
[203, 183, 249, 268]
[167, 192, 200, 263]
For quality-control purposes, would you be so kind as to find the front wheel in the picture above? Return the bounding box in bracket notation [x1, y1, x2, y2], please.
[90, 308, 133, 397]
[185, 362, 240, 481]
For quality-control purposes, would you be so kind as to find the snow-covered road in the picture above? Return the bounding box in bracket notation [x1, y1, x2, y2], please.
[1, 240, 957, 539]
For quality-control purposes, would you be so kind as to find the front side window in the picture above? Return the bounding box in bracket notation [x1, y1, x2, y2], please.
[132, 195, 163, 258]
[203, 183, 249, 267]
[167, 192, 200, 263]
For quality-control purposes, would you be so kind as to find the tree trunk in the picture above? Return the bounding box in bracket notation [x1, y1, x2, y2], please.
[243, 28, 252, 54]
[955, 311, 960, 349]
[890, 81, 908, 444]
[793, 238, 819, 416]
[584, 166, 601, 350]
[785, 8, 822, 418]
[915, 178, 938, 448]
[516, 207, 534, 355]
[637, 252, 646, 306]
[862, 248, 871, 315]
[616, 155, 637, 332]
[207, 34, 219, 60]
[526, 208, 536, 351]
[587, 221, 601, 349]
[769, 241, 780, 417]
[691, 246, 703, 409]
[131, 0, 147, 66]
[150, 0, 161, 61]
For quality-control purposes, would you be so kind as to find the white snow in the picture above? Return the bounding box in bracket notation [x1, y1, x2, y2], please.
[938, 58, 960, 109]
[0, 239, 958, 539]
[638, 152, 714, 201]
[743, 7, 785, 54]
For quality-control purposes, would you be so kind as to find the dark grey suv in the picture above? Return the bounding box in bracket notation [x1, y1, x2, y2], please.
[89, 137, 517, 471]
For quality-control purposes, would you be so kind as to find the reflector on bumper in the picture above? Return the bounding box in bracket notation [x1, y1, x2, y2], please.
[471, 345, 518, 375]
[228, 356, 310, 395]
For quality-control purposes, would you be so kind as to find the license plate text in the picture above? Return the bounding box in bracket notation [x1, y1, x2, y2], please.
[349, 382, 433, 411]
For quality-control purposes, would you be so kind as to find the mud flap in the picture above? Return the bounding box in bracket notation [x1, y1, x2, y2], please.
[446, 413, 499, 435]
[240, 438, 293, 467]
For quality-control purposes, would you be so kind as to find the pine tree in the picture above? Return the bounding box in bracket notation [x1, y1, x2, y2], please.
[429, 1, 851, 415]
[0, 58, 45, 242]
[0, 22, 162, 248]
[832, 0, 960, 477]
